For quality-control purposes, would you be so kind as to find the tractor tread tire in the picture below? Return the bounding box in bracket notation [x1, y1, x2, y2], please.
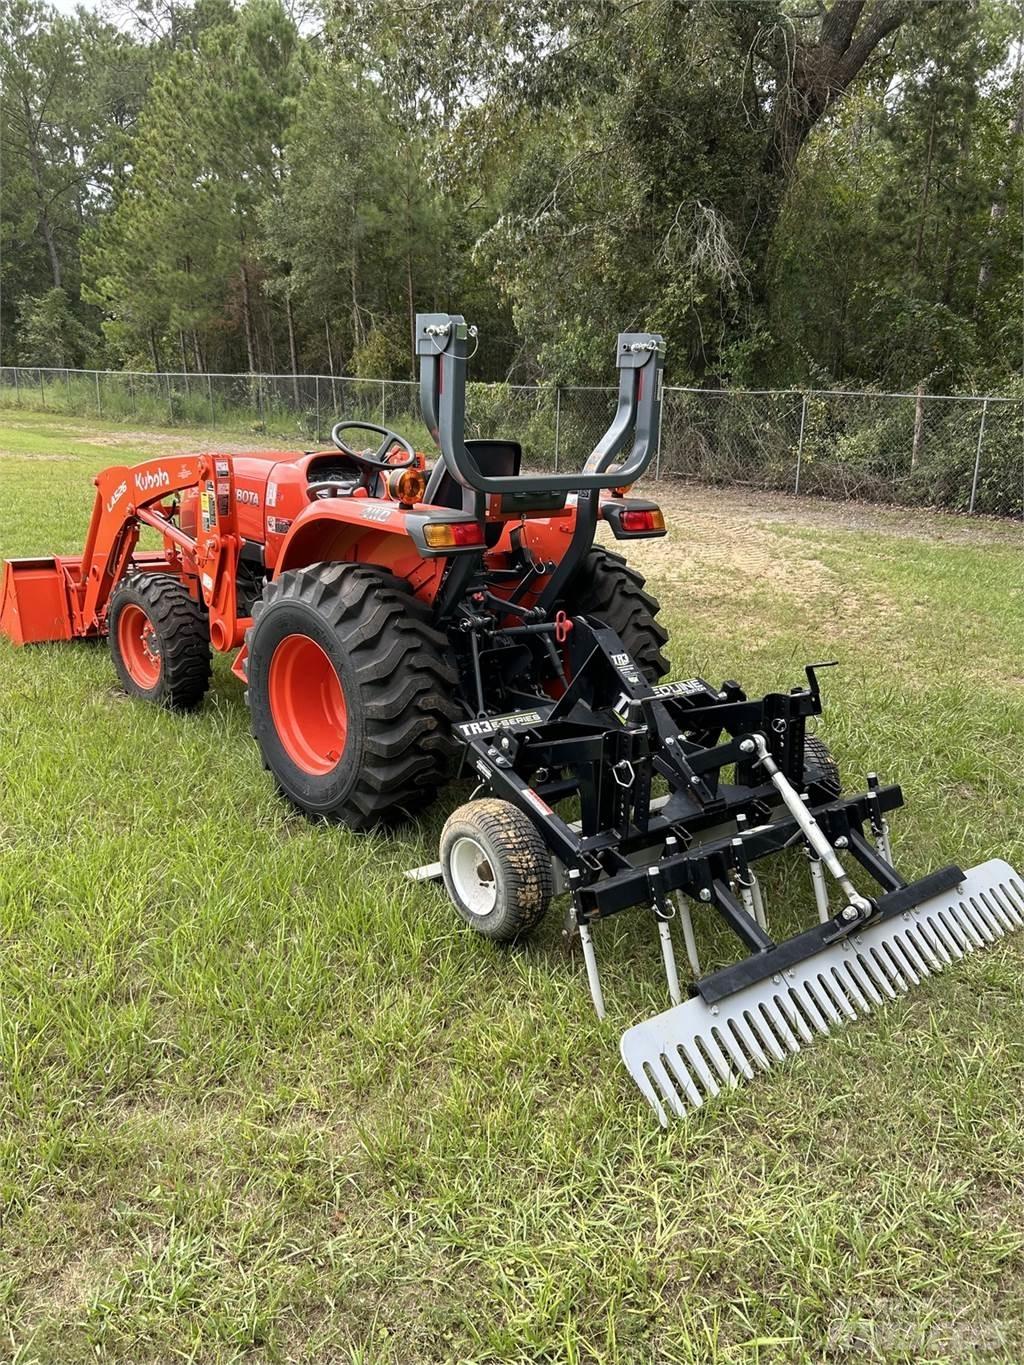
[246, 562, 459, 830]
[440, 798, 553, 943]
[803, 734, 842, 798]
[565, 547, 670, 682]
[109, 572, 211, 711]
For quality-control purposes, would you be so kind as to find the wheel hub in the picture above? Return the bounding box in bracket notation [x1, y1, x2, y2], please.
[449, 835, 497, 917]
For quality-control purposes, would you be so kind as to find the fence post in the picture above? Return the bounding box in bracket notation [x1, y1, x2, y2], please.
[165, 372, 173, 424]
[257, 374, 265, 430]
[207, 373, 214, 426]
[315, 376, 321, 444]
[13, 367, 19, 405]
[968, 398, 988, 514]
[95, 371, 102, 418]
[381, 379, 386, 426]
[654, 394, 664, 480]
[65, 368, 71, 409]
[794, 393, 808, 494]
[39, 369, 45, 409]
[554, 387, 561, 471]
[128, 372, 136, 418]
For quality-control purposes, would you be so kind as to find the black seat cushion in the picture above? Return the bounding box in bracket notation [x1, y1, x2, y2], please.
[426, 439, 523, 512]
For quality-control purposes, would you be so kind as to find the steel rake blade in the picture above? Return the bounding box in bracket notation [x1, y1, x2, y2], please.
[619, 859, 1024, 1126]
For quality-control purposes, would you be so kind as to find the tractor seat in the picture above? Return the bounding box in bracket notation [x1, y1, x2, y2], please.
[425, 439, 522, 508]
[425, 440, 523, 548]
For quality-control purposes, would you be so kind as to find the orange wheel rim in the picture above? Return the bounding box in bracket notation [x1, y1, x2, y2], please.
[268, 634, 348, 775]
[118, 603, 161, 688]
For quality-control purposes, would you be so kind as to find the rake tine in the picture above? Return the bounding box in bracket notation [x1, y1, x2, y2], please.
[774, 991, 815, 1044]
[938, 906, 974, 953]
[760, 1000, 802, 1054]
[657, 916, 682, 1006]
[663, 1046, 711, 1105]
[964, 897, 999, 944]
[907, 923, 945, 970]
[745, 1006, 789, 1061]
[720, 1018, 766, 1075]
[981, 890, 1016, 933]
[818, 971, 858, 1022]
[578, 923, 606, 1019]
[884, 937, 922, 986]
[831, 961, 872, 1015]
[923, 912, 964, 960]
[702, 1031, 743, 1086]
[894, 929, 932, 979]
[673, 893, 702, 977]
[750, 876, 767, 931]
[643, 1055, 688, 1120]
[677, 1040, 724, 1096]
[842, 953, 884, 1007]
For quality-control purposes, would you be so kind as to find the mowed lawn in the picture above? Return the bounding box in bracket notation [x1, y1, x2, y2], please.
[2, 408, 1024, 1363]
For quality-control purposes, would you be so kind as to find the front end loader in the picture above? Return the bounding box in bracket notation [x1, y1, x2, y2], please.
[2, 313, 1020, 1126]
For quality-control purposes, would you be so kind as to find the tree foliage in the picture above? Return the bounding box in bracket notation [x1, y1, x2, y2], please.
[1, 0, 1020, 391]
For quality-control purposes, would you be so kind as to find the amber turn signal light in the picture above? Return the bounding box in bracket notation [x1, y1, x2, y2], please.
[620, 508, 665, 533]
[423, 521, 485, 549]
[387, 467, 427, 506]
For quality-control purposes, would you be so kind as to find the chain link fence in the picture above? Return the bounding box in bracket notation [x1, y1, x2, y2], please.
[1, 366, 1020, 516]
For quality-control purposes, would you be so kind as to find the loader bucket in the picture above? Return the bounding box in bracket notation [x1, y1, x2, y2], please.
[620, 858, 1024, 1125]
[0, 556, 80, 645]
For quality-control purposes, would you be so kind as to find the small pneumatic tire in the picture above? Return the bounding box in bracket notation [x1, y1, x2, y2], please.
[440, 798, 553, 943]
[803, 734, 842, 799]
[108, 573, 211, 711]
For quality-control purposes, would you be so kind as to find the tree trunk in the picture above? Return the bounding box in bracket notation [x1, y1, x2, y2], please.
[978, 54, 1024, 293]
[21, 93, 62, 290]
[239, 264, 257, 373]
[286, 291, 300, 405]
[405, 246, 416, 380]
[324, 316, 335, 375]
[913, 103, 938, 276]
[149, 328, 162, 373]
[746, 0, 919, 306]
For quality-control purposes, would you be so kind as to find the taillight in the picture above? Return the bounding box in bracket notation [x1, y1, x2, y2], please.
[423, 521, 485, 549]
[620, 508, 665, 533]
[387, 466, 427, 506]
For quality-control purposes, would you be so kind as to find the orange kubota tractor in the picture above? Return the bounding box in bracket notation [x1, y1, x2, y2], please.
[3, 314, 1021, 1126]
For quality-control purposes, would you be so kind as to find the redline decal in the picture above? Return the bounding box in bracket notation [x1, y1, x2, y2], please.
[523, 788, 554, 816]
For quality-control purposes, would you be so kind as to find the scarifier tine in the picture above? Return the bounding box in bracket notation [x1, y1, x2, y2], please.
[621, 859, 1024, 1125]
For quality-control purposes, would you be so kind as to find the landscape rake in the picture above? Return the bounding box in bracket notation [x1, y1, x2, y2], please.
[2, 311, 1019, 1125]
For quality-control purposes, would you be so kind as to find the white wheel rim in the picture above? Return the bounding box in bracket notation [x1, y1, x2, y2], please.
[449, 835, 498, 917]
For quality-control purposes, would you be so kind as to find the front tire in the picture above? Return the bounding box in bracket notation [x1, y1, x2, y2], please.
[440, 799, 553, 943]
[108, 573, 211, 711]
[245, 563, 459, 829]
[563, 547, 669, 682]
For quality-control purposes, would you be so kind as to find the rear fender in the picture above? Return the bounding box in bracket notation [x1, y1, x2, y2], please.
[274, 499, 445, 603]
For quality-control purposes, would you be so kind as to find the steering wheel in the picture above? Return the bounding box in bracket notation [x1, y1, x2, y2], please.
[330, 421, 416, 469]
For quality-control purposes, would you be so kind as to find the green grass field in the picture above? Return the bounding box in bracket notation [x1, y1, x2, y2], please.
[2, 409, 1024, 1363]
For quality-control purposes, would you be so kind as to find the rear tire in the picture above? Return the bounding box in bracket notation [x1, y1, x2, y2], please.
[245, 563, 459, 829]
[108, 573, 211, 711]
[440, 799, 553, 943]
[563, 547, 669, 682]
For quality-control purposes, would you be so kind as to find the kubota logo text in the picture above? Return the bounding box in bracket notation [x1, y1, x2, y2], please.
[134, 468, 170, 493]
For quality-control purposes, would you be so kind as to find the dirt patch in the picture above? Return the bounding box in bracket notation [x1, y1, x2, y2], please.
[639, 481, 1024, 547]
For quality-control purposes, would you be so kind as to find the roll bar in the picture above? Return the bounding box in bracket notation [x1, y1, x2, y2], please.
[416, 313, 665, 494]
